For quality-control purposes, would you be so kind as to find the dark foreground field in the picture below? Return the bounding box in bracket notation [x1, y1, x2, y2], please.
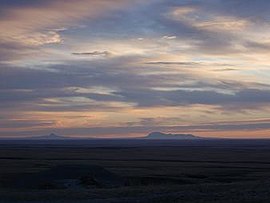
[0, 139, 270, 203]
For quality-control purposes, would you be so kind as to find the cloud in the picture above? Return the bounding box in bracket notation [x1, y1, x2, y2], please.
[18, 31, 62, 46]
[145, 61, 199, 66]
[170, 6, 249, 33]
[2, 118, 270, 138]
[0, 0, 137, 62]
[1, 0, 270, 137]
[72, 51, 111, 57]
[162, 35, 176, 40]
[1, 60, 270, 113]
[115, 88, 270, 108]
[0, 119, 54, 129]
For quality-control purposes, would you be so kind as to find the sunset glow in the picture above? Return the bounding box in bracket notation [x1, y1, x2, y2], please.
[1, 0, 270, 138]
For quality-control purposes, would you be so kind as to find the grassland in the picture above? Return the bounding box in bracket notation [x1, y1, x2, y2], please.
[0, 139, 270, 202]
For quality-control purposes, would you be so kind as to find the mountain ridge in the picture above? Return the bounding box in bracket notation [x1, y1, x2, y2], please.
[145, 132, 200, 139]
[28, 133, 67, 140]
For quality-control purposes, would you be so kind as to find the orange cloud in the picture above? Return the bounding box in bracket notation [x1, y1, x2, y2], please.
[170, 6, 249, 33]
[0, 0, 133, 46]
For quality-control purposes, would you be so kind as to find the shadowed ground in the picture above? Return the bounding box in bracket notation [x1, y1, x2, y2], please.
[0, 139, 270, 202]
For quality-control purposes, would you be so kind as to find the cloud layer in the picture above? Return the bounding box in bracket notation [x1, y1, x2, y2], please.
[1, 0, 270, 138]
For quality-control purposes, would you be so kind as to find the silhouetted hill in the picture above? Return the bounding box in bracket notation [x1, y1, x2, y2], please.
[29, 133, 67, 140]
[145, 132, 200, 139]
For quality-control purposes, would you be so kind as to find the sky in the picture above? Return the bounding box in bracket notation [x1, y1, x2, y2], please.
[1, 0, 270, 138]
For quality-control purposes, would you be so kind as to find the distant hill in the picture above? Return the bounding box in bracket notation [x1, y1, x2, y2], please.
[0, 132, 201, 140]
[29, 133, 67, 140]
[145, 132, 200, 139]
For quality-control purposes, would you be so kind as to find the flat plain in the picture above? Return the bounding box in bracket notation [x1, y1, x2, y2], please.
[0, 139, 270, 203]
